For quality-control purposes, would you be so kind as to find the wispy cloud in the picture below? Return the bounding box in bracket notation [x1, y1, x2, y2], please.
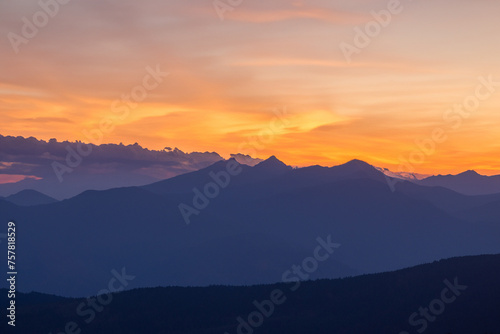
[1, 0, 500, 174]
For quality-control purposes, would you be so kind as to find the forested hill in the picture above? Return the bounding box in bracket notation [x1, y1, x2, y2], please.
[2, 254, 500, 334]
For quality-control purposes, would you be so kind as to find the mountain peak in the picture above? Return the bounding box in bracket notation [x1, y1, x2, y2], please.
[5, 189, 57, 206]
[259, 155, 284, 164]
[265, 155, 281, 162]
[458, 170, 481, 177]
[342, 159, 374, 170]
[254, 156, 291, 171]
[328, 159, 384, 181]
[346, 159, 372, 167]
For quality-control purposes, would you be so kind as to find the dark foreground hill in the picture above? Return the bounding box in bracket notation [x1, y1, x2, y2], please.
[2, 254, 500, 334]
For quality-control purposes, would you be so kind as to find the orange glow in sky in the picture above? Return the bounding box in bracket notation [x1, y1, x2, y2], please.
[1, 0, 500, 175]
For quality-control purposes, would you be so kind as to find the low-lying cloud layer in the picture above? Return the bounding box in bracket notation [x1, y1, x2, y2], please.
[0, 134, 228, 199]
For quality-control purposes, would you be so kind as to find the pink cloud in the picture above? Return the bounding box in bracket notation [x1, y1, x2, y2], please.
[0, 174, 41, 185]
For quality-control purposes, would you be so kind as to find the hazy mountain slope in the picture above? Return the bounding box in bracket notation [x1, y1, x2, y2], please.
[394, 180, 500, 216]
[4, 189, 58, 206]
[142, 158, 253, 195]
[458, 199, 500, 223]
[1, 158, 499, 296]
[417, 170, 500, 195]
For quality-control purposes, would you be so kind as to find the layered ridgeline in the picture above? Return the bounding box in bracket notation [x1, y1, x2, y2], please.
[1, 189, 58, 206]
[1, 157, 500, 296]
[383, 168, 500, 196]
[0, 134, 227, 200]
[416, 170, 500, 195]
[1, 254, 499, 334]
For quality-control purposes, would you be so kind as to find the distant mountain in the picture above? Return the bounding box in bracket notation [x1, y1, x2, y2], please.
[377, 165, 500, 196]
[1, 156, 500, 297]
[393, 179, 500, 216]
[230, 153, 263, 166]
[4, 189, 58, 206]
[0, 134, 224, 199]
[143, 158, 252, 195]
[144, 157, 385, 200]
[376, 166, 430, 181]
[458, 197, 500, 223]
[2, 254, 499, 334]
[416, 170, 500, 195]
[253, 155, 291, 171]
[3, 134, 500, 199]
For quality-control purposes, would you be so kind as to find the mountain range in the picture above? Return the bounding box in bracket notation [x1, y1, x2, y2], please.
[378, 167, 500, 195]
[0, 134, 237, 199]
[415, 170, 500, 195]
[3, 135, 500, 200]
[1, 156, 500, 297]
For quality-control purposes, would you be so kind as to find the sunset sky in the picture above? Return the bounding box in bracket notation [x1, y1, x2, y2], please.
[1, 0, 500, 175]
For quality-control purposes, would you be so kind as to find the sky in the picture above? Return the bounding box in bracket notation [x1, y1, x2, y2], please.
[1, 0, 500, 175]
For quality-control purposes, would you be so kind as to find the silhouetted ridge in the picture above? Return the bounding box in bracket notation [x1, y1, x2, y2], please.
[2, 154, 500, 297]
[457, 170, 481, 177]
[252, 156, 292, 175]
[4, 254, 500, 334]
[418, 168, 500, 195]
[328, 159, 385, 182]
[255, 155, 289, 168]
[5, 189, 58, 206]
[342, 159, 375, 170]
[142, 157, 249, 195]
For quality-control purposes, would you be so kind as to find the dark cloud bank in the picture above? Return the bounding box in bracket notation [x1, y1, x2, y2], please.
[0, 134, 260, 199]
